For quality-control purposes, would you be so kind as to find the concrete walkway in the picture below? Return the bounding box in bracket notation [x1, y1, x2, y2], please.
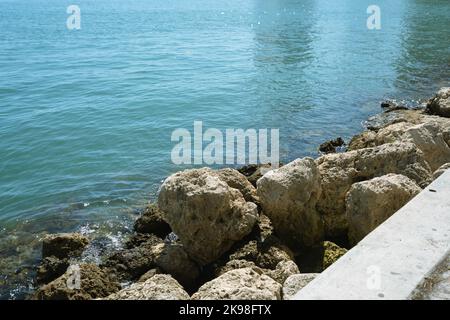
[294, 170, 450, 300]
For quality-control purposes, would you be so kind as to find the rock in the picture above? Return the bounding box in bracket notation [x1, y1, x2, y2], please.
[101, 234, 163, 281]
[215, 260, 260, 277]
[401, 121, 450, 171]
[216, 168, 259, 204]
[42, 233, 89, 260]
[282, 273, 318, 300]
[238, 163, 273, 187]
[316, 142, 431, 237]
[349, 119, 450, 172]
[104, 274, 189, 300]
[265, 260, 300, 284]
[257, 158, 324, 249]
[319, 137, 345, 154]
[380, 100, 408, 112]
[152, 243, 200, 289]
[433, 163, 450, 180]
[346, 174, 422, 244]
[322, 241, 348, 270]
[134, 204, 171, 238]
[137, 268, 161, 283]
[36, 256, 69, 285]
[158, 168, 258, 266]
[348, 130, 378, 150]
[296, 241, 347, 272]
[228, 237, 294, 270]
[426, 87, 450, 118]
[192, 267, 282, 300]
[216, 259, 299, 285]
[33, 264, 120, 300]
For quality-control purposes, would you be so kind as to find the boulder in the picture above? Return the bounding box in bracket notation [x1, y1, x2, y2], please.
[319, 137, 345, 154]
[282, 273, 318, 300]
[152, 243, 200, 288]
[433, 163, 450, 180]
[36, 256, 69, 285]
[158, 168, 258, 265]
[133, 204, 171, 238]
[216, 168, 259, 204]
[101, 234, 163, 281]
[104, 274, 189, 300]
[346, 174, 422, 244]
[42, 233, 89, 260]
[33, 264, 120, 300]
[257, 158, 323, 249]
[137, 268, 161, 283]
[192, 267, 282, 300]
[316, 141, 431, 237]
[426, 87, 450, 118]
[215, 260, 260, 277]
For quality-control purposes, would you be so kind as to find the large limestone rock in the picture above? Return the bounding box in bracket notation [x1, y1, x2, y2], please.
[282, 273, 318, 300]
[104, 274, 189, 300]
[33, 264, 120, 300]
[192, 267, 282, 300]
[256, 158, 323, 249]
[316, 142, 431, 237]
[158, 168, 258, 266]
[42, 233, 89, 259]
[346, 174, 422, 245]
[426, 87, 450, 118]
[401, 122, 450, 171]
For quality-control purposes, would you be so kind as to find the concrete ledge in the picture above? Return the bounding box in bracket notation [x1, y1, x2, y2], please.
[294, 170, 450, 300]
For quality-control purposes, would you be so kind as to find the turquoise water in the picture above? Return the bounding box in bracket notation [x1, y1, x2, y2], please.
[0, 0, 449, 298]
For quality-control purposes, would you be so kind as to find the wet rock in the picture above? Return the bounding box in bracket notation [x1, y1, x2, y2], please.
[282, 273, 318, 300]
[238, 163, 273, 187]
[381, 100, 408, 112]
[216, 168, 259, 204]
[346, 174, 422, 245]
[319, 137, 345, 154]
[426, 87, 450, 118]
[101, 234, 163, 281]
[433, 163, 450, 180]
[158, 168, 258, 266]
[36, 256, 69, 285]
[104, 274, 189, 300]
[133, 204, 171, 238]
[33, 264, 120, 300]
[42, 233, 89, 260]
[192, 267, 282, 300]
[316, 141, 432, 237]
[257, 158, 323, 249]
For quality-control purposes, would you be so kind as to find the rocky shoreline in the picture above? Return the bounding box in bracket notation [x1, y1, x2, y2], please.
[30, 87, 450, 300]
